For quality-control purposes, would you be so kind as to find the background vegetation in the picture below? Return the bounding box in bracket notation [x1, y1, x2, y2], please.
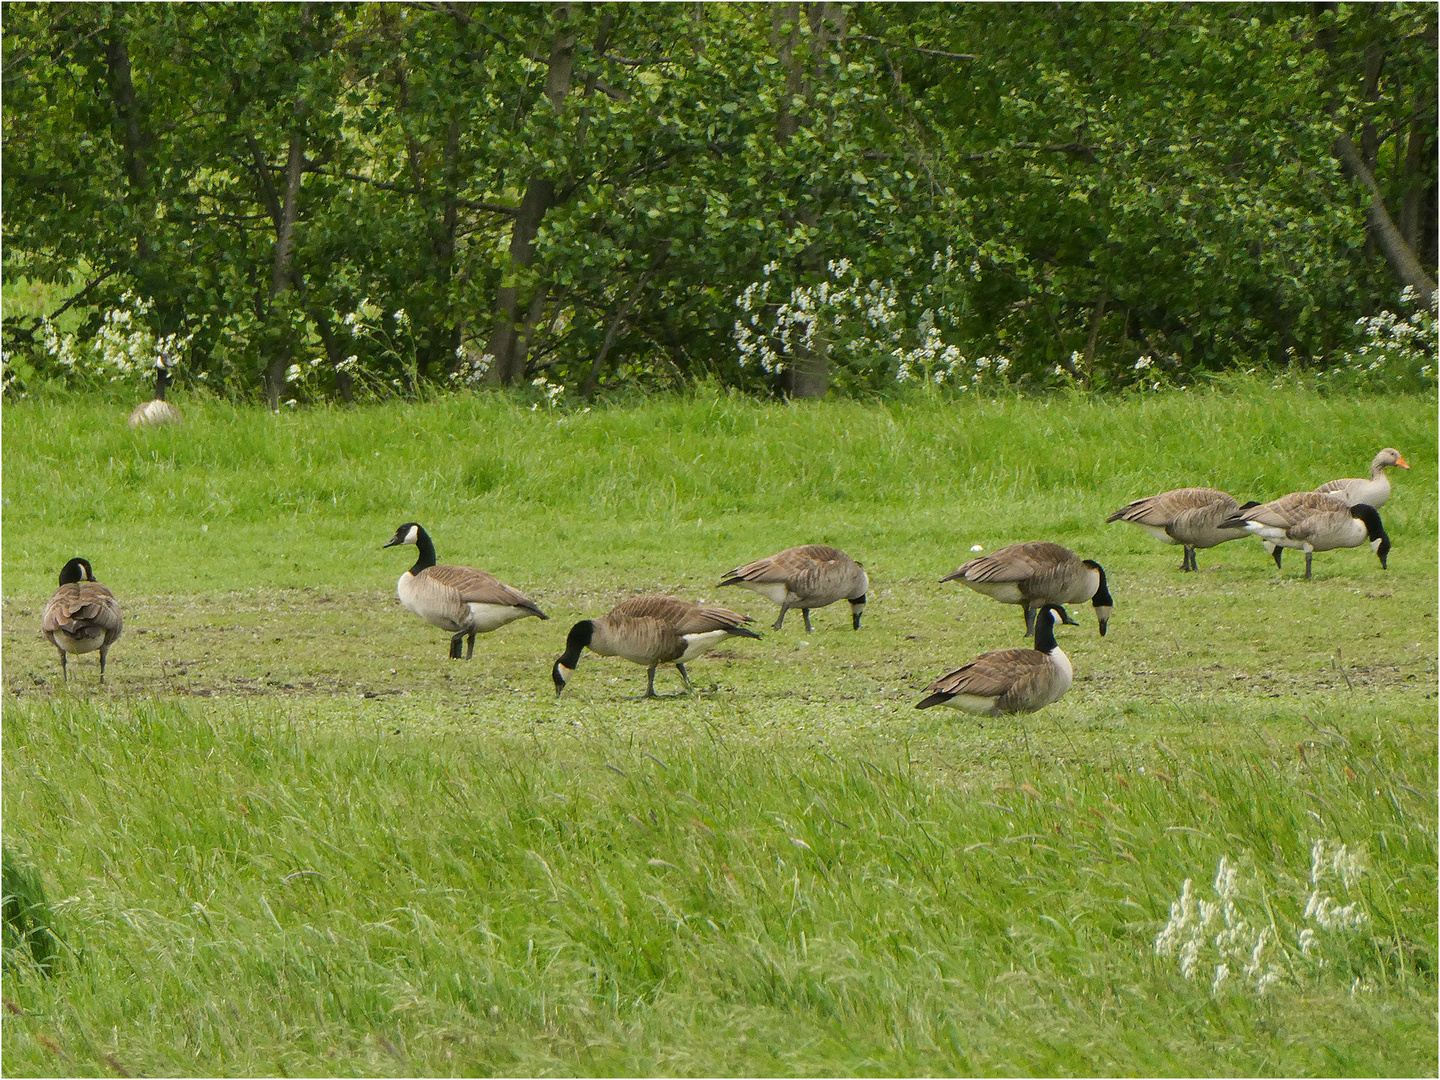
[3, 2, 1437, 403]
[2, 386, 1435, 1075]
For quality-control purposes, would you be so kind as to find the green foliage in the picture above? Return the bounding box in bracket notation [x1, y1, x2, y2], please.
[2, 845, 61, 977]
[3, 4, 1433, 401]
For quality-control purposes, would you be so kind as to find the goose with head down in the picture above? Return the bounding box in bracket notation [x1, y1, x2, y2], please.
[552, 594, 760, 698]
[1218, 492, 1390, 579]
[941, 541, 1112, 637]
[1106, 487, 1260, 571]
[718, 544, 868, 632]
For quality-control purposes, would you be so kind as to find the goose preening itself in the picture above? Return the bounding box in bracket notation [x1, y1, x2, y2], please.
[552, 595, 761, 698]
[1106, 487, 1260, 571]
[718, 544, 868, 631]
[1218, 493, 1390, 579]
[127, 351, 182, 428]
[383, 522, 547, 659]
[1313, 448, 1410, 508]
[41, 558, 124, 683]
[915, 603, 1073, 716]
[941, 542, 1113, 637]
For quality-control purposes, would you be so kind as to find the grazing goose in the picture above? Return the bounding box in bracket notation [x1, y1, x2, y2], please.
[552, 594, 761, 698]
[41, 558, 124, 683]
[915, 603, 1073, 716]
[718, 544, 869, 631]
[941, 542, 1113, 637]
[1218, 493, 1390, 579]
[127, 351, 182, 428]
[383, 522, 547, 658]
[1313, 448, 1410, 508]
[1106, 487, 1260, 571]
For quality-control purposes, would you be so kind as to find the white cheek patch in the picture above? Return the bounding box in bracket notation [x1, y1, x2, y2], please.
[405, 525, 419, 545]
[678, 629, 731, 661]
[1370, 538, 1384, 553]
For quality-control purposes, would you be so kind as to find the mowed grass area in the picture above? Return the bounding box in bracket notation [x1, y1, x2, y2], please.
[2, 384, 1436, 1076]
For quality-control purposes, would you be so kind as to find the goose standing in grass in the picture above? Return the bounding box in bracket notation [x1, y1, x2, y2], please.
[1218, 493, 1390, 580]
[1105, 487, 1260, 571]
[383, 522, 547, 659]
[1313, 448, 1410, 508]
[915, 603, 1073, 716]
[941, 542, 1113, 637]
[552, 595, 760, 698]
[42, 558, 123, 683]
[127, 351, 182, 428]
[718, 544, 869, 631]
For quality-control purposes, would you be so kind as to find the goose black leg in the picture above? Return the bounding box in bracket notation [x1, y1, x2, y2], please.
[802, 609, 814, 633]
[645, 665, 659, 698]
[464, 632, 477, 659]
[1023, 605, 1037, 637]
[1304, 551, 1313, 580]
[772, 606, 789, 631]
[449, 632, 465, 659]
[676, 663, 692, 693]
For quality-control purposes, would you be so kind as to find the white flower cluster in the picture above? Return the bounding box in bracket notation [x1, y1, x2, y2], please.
[1340, 288, 1436, 382]
[449, 351, 493, 388]
[732, 249, 1000, 386]
[530, 375, 565, 408]
[38, 291, 193, 385]
[1154, 841, 1374, 999]
[1154, 856, 1282, 996]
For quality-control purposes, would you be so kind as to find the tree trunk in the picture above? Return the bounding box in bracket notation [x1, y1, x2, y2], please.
[1080, 283, 1108, 390]
[263, 126, 308, 407]
[483, 8, 575, 385]
[1335, 134, 1437, 305]
[102, 29, 154, 267]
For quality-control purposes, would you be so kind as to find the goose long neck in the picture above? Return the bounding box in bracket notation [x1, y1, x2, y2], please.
[410, 527, 438, 576]
[155, 365, 170, 401]
[559, 621, 595, 667]
[1033, 609, 1060, 654]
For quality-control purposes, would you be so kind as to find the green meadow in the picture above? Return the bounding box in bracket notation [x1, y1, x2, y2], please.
[2, 383, 1436, 1076]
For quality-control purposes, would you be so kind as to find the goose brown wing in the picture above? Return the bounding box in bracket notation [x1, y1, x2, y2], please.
[946, 542, 1073, 584]
[1107, 488, 1231, 526]
[423, 564, 546, 616]
[924, 647, 1048, 699]
[43, 584, 123, 638]
[1229, 491, 1347, 530]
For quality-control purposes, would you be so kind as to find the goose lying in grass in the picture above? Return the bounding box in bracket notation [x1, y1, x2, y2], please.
[915, 603, 1073, 716]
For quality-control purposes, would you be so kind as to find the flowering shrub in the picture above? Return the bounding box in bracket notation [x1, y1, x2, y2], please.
[1330, 286, 1437, 391]
[1154, 840, 1378, 999]
[22, 291, 193, 393]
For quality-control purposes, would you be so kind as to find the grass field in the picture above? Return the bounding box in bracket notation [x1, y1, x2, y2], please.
[3, 382, 1436, 1076]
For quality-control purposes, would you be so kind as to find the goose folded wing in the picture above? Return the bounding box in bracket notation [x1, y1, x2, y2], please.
[425, 565, 544, 615]
[926, 648, 1047, 698]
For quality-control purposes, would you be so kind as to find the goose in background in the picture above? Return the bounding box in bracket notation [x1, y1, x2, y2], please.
[718, 544, 868, 631]
[1106, 487, 1260, 571]
[383, 522, 547, 658]
[942, 542, 1113, 636]
[915, 603, 1073, 716]
[127, 350, 182, 428]
[552, 594, 760, 698]
[1219, 493, 1390, 579]
[42, 557, 124, 683]
[1314, 448, 1409, 508]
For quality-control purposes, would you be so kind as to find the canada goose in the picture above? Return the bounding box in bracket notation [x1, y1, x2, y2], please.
[1106, 487, 1261, 571]
[127, 351, 182, 428]
[1313, 448, 1410, 508]
[718, 544, 869, 631]
[941, 542, 1113, 637]
[41, 558, 123, 683]
[383, 522, 547, 658]
[915, 604, 1073, 716]
[552, 594, 761, 698]
[1218, 493, 1390, 579]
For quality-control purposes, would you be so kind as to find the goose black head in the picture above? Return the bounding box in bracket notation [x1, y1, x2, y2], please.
[1351, 504, 1390, 568]
[58, 557, 95, 586]
[553, 620, 596, 696]
[383, 523, 423, 549]
[848, 593, 868, 630]
[1033, 604, 1069, 652]
[1082, 559, 1114, 636]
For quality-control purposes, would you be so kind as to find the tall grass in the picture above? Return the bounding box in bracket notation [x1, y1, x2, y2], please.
[2, 384, 1435, 1074]
[1, 698, 1433, 1076]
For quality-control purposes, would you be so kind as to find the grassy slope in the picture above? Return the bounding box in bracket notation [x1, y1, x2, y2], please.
[2, 384, 1436, 1076]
